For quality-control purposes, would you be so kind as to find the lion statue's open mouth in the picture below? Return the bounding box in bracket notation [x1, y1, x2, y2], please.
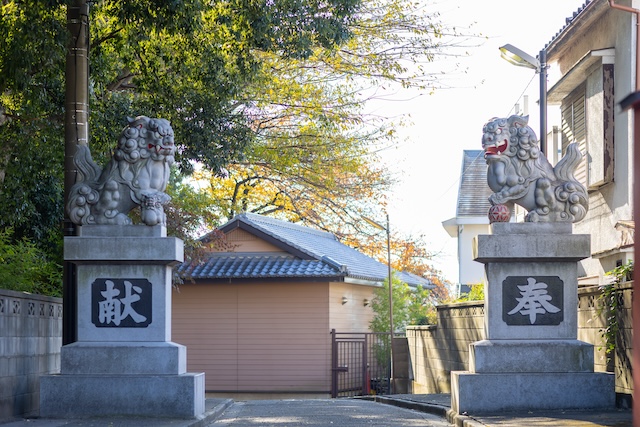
[481, 115, 588, 223]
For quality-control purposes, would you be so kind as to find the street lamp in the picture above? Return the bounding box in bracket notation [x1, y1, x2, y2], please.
[362, 214, 393, 394]
[499, 44, 548, 155]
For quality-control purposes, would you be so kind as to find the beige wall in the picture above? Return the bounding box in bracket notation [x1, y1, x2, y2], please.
[173, 281, 331, 392]
[173, 279, 381, 393]
[220, 228, 285, 253]
[329, 282, 376, 332]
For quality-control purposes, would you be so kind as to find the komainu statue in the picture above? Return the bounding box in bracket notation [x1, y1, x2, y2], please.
[482, 115, 588, 223]
[67, 116, 176, 226]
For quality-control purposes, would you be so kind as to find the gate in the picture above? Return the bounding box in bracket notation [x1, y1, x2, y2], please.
[330, 329, 391, 398]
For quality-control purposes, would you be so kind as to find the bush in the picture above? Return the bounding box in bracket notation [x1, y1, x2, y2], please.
[457, 283, 484, 301]
[0, 228, 62, 296]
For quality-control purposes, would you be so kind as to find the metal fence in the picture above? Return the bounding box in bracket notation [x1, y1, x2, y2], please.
[330, 330, 391, 398]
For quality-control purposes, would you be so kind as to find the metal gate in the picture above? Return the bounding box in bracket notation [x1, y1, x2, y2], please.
[330, 330, 391, 398]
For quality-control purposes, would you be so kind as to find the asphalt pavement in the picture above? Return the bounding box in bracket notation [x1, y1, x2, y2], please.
[371, 394, 633, 427]
[0, 394, 633, 427]
[209, 398, 452, 426]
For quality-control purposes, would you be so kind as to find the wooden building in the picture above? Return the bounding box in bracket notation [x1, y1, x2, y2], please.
[172, 213, 431, 394]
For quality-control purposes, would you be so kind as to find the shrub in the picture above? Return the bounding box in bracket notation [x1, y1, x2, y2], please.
[0, 228, 62, 296]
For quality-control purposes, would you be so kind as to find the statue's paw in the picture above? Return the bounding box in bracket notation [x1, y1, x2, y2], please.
[525, 211, 540, 222]
[489, 194, 502, 205]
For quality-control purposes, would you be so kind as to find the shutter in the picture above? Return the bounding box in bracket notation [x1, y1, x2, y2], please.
[586, 62, 615, 188]
[561, 89, 587, 187]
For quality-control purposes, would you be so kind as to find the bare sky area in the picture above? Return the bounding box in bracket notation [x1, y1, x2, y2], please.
[373, 0, 588, 284]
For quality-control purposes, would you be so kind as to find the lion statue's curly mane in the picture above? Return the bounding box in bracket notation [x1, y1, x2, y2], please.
[66, 116, 176, 226]
[482, 115, 588, 222]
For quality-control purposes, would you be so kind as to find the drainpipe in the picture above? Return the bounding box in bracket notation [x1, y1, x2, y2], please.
[609, 0, 640, 90]
[609, 1, 639, 423]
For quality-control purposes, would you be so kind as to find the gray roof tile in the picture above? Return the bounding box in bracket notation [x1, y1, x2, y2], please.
[179, 253, 341, 279]
[457, 150, 493, 218]
[183, 213, 432, 288]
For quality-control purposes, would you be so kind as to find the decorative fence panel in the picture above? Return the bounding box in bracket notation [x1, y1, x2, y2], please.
[0, 289, 62, 421]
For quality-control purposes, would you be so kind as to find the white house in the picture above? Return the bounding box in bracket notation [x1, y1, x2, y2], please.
[545, 0, 634, 285]
[442, 150, 492, 295]
[444, 0, 635, 289]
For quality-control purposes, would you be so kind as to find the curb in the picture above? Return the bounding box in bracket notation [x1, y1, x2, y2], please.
[189, 399, 234, 427]
[445, 409, 486, 427]
[362, 396, 486, 427]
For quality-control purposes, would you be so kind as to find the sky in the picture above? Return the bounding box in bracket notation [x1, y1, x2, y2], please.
[371, 0, 588, 284]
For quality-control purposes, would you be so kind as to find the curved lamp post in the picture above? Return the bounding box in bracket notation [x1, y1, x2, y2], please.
[499, 44, 548, 155]
[362, 214, 393, 394]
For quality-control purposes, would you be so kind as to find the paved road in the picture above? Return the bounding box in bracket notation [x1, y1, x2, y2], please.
[208, 398, 453, 427]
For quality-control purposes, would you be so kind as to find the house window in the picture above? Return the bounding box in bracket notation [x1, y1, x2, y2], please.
[554, 50, 615, 190]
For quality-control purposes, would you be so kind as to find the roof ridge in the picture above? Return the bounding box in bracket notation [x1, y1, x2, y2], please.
[239, 212, 338, 240]
[545, 0, 593, 50]
[206, 252, 295, 258]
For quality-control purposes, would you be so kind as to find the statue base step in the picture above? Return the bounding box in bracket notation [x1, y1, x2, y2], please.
[40, 372, 205, 418]
[60, 341, 187, 374]
[470, 339, 595, 373]
[451, 371, 614, 414]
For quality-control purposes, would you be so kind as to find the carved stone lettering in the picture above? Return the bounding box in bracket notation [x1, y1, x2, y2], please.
[91, 278, 152, 327]
[502, 276, 563, 326]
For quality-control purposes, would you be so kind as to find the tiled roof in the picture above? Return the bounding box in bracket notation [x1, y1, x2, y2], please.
[456, 150, 492, 218]
[178, 253, 341, 279]
[184, 213, 432, 288]
[545, 1, 593, 50]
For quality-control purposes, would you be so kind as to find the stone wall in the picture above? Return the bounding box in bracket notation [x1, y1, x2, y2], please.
[577, 282, 633, 404]
[407, 301, 485, 394]
[0, 289, 62, 421]
[407, 283, 633, 402]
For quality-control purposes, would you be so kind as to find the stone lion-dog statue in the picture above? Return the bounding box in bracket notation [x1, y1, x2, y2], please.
[481, 115, 588, 223]
[66, 116, 176, 226]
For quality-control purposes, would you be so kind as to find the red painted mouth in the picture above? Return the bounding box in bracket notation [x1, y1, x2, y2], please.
[484, 139, 508, 157]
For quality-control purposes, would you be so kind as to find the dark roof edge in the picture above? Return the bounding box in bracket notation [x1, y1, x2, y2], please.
[545, 0, 606, 55]
[321, 255, 349, 274]
[182, 276, 346, 284]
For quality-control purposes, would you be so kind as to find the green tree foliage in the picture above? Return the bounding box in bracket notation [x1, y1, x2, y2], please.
[189, 0, 470, 231]
[369, 273, 436, 332]
[457, 283, 484, 302]
[0, 0, 367, 292]
[352, 230, 452, 302]
[0, 229, 62, 296]
[0, 0, 472, 295]
[407, 284, 437, 325]
[598, 261, 633, 361]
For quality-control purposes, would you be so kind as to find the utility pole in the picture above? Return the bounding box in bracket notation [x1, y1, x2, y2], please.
[63, 0, 90, 345]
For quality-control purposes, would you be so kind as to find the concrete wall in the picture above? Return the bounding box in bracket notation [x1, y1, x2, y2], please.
[0, 289, 62, 421]
[578, 282, 633, 402]
[407, 301, 484, 394]
[408, 283, 632, 402]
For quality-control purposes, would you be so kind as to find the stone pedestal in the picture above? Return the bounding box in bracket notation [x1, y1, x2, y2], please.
[40, 226, 205, 419]
[451, 223, 614, 414]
